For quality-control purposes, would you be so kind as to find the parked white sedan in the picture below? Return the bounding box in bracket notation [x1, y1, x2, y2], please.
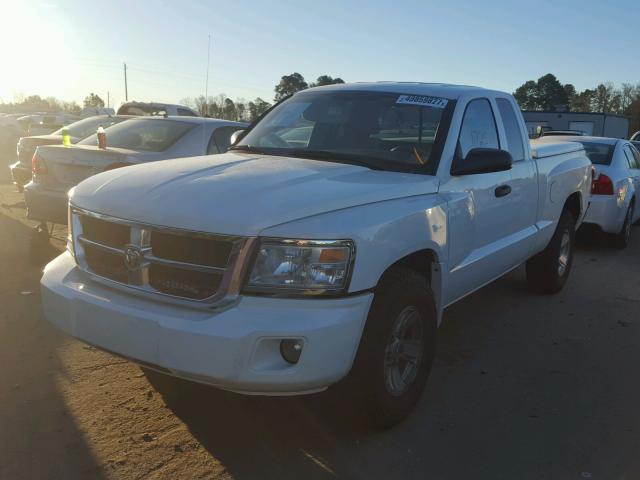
[537, 136, 640, 247]
[25, 116, 247, 226]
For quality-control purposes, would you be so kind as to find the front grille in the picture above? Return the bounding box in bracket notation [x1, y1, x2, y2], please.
[149, 264, 222, 300]
[85, 247, 128, 283]
[150, 231, 232, 267]
[82, 215, 130, 249]
[71, 207, 251, 304]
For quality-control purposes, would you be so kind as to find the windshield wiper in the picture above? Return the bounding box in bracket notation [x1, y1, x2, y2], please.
[228, 144, 266, 153]
[229, 146, 390, 171]
[285, 149, 386, 171]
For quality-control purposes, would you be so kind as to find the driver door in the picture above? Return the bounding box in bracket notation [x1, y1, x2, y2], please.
[442, 98, 518, 305]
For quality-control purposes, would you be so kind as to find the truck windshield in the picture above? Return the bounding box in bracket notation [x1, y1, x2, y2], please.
[233, 91, 454, 174]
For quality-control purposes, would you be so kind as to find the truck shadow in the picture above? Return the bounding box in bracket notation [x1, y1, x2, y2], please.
[0, 211, 108, 479]
[144, 268, 525, 479]
[150, 250, 640, 479]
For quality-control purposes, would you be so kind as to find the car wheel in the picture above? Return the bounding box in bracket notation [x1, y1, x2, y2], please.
[613, 204, 633, 249]
[28, 223, 51, 266]
[346, 266, 437, 429]
[526, 209, 576, 294]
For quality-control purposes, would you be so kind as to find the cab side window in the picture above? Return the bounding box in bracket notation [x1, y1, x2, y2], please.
[457, 98, 500, 159]
[496, 98, 525, 162]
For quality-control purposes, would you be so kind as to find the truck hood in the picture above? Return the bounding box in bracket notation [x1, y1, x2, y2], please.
[70, 152, 440, 236]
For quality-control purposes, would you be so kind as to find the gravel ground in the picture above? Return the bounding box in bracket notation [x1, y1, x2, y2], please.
[1, 162, 639, 480]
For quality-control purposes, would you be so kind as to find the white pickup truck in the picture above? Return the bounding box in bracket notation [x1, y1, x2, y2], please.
[41, 83, 591, 427]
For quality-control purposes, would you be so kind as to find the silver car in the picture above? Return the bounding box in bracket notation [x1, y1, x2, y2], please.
[24, 116, 247, 226]
[10, 115, 131, 191]
[538, 135, 640, 247]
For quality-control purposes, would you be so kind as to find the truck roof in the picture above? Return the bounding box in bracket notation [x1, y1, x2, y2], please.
[304, 82, 504, 99]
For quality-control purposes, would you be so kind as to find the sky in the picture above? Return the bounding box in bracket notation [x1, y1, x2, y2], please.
[0, 0, 638, 108]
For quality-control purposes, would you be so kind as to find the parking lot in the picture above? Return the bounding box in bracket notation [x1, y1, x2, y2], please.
[0, 162, 639, 480]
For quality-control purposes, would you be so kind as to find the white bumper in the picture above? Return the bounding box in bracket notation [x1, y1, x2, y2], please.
[41, 252, 373, 395]
[583, 195, 626, 234]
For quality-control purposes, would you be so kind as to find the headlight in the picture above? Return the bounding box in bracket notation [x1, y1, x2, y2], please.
[245, 239, 355, 295]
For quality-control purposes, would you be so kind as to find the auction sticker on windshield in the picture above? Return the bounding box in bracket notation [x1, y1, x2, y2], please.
[396, 95, 448, 109]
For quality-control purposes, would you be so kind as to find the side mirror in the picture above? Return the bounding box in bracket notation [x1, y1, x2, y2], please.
[450, 148, 512, 176]
[230, 129, 246, 145]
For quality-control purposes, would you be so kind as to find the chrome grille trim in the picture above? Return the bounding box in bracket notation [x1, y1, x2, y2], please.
[144, 254, 226, 274]
[77, 235, 226, 274]
[70, 205, 256, 309]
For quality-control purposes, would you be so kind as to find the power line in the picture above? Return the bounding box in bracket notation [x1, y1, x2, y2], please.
[205, 34, 211, 116]
[123, 63, 128, 101]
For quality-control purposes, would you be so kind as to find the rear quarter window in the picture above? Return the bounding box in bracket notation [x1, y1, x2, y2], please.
[496, 98, 525, 162]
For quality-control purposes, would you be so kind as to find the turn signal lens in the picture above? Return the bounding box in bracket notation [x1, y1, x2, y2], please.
[318, 248, 348, 263]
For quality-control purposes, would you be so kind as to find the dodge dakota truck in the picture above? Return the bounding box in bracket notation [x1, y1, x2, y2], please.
[41, 83, 591, 427]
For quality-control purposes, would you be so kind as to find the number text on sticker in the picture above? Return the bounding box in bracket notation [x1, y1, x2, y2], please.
[396, 95, 448, 109]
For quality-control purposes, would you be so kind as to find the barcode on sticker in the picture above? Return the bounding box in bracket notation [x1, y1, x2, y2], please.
[396, 95, 448, 109]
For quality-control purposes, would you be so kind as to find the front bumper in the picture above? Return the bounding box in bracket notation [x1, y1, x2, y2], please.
[41, 252, 373, 395]
[9, 161, 31, 187]
[582, 195, 626, 234]
[24, 182, 68, 224]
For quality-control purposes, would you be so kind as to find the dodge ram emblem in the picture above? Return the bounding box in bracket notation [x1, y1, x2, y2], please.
[123, 245, 143, 271]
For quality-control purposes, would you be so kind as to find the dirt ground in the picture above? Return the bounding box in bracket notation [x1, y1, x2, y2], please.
[1, 161, 639, 480]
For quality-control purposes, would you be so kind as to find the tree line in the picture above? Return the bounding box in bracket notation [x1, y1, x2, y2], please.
[6, 72, 638, 132]
[1, 71, 342, 123]
[180, 73, 344, 122]
[0, 92, 108, 116]
[514, 73, 640, 131]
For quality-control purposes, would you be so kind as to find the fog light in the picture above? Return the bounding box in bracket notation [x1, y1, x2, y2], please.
[280, 339, 303, 364]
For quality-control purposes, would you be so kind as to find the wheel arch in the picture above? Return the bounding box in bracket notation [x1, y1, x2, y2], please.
[376, 248, 444, 325]
[563, 191, 583, 225]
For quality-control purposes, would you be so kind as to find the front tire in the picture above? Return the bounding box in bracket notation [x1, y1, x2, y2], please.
[29, 223, 51, 266]
[347, 266, 437, 428]
[526, 209, 576, 294]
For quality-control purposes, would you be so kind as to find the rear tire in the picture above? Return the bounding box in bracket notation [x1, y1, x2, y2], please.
[612, 203, 633, 249]
[28, 223, 50, 266]
[526, 209, 576, 294]
[346, 266, 437, 429]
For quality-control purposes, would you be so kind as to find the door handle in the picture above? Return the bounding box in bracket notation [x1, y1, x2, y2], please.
[495, 185, 512, 197]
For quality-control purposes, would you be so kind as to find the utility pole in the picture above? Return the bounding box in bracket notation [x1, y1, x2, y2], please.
[204, 34, 211, 116]
[107, 91, 110, 109]
[123, 63, 128, 102]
